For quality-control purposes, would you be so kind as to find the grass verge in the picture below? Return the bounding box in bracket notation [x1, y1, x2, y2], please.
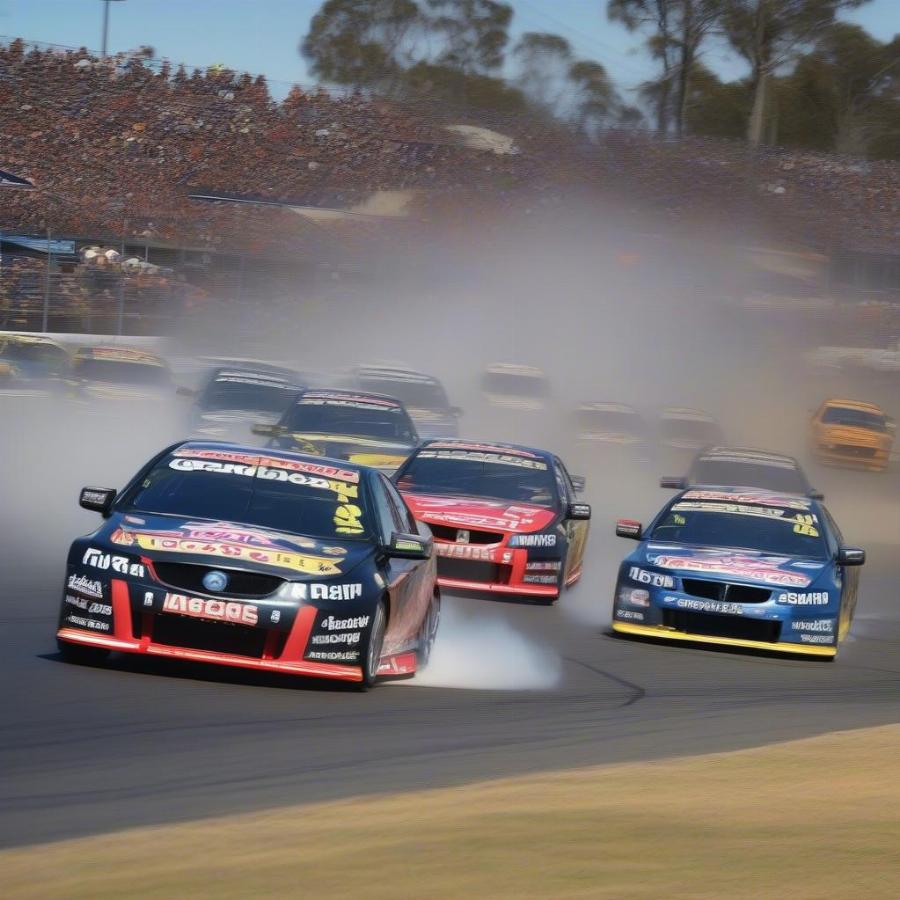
[4, 724, 899, 899]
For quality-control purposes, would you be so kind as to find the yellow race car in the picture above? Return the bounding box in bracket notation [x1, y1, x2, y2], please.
[810, 399, 894, 472]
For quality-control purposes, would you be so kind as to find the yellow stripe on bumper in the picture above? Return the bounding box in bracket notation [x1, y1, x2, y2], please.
[611, 622, 837, 657]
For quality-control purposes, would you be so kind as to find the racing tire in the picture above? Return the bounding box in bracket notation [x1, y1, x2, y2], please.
[57, 638, 110, 666]
[416, 592, 441, 670]
[359, 600, 387, 690]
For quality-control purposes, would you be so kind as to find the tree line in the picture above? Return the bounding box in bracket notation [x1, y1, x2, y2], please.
[300, 1, 900, 159]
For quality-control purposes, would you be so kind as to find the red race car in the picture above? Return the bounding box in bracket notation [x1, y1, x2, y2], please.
[394, 440, 591, 601]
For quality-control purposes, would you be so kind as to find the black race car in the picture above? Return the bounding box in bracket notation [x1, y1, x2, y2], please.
[661, 446, 823, 499]
[57, 442, 440, 687]
[189, 367, 305, 442]
[255, 388, 420, 473]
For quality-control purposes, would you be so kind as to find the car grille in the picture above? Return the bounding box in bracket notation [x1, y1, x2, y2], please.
[662, 609, 781, 643]
[152, 562, 283, 599]
[437, 558, 511, 584]
[152, 614, 278, 658]
[428, 524, 504, 544]
[681, 579, 771, 604]
[833, 445, 877, 459]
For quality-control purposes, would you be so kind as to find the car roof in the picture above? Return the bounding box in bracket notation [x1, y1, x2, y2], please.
[173, 441, 366, 477]
[822, 398, 884, 414]
[696, 446, 800, 468]
[297, 388, 405, 408]
[578, 401, 640, 414]
[661, 406, 717, 420]
[0, 333, 66, 348]
[419, 438, 553, 463]
[675, 487, 817, 510]
[484, 362, 545, 378]
[355, 366, 441, 384]
[75, 346, 166, 366]
[210, 367, 303, 385]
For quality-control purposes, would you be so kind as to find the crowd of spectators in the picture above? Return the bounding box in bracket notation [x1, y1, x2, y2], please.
[0, 37, 897, 277]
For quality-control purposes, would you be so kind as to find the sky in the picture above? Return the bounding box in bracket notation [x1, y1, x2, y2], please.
[1, 0, 898, 102]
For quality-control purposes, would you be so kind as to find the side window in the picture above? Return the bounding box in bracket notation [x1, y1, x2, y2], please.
[553, 459, 570, 507]
[380, 474, 417, 534]
[821, 505, 842, 555]
[371, 476, 401, 544]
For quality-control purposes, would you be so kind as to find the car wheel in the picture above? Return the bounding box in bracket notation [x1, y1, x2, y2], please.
[360, 600, 387, 690]
[416, 592, 441, 670]
[57, 638, 110, 666]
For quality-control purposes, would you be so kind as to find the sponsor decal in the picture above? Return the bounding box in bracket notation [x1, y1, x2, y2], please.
[673, 597, 743, 615]
[435, 542, 494, 561]
[88, 602, 112, 615]
[202, 570, 229, 593]
[305, 649, 360, 662]
[628, 566, 674, 588]
[792, 618, 835, 633]
[67, 574, 103, 599]
[321, 614, 370, 631]
[799, 633, 834, 644]
[311, 631, 362, 645]
[321, 545, 348, 556]
[310, 583, 363, 602]
[776, 591, 830, 605]
[143, 591, 155, 607]
[173, 448, 359, 483]
[456, 529, 470, 544]
[417, 448, 548, 470]
[110, 528, 341, 577]
[682, 490, 812, 510]
[619, 587, 650, 607]
[270, 610, 281, 624]
[616, 609, 645, 621]
[511, 533, 557, 548]
[81, 488, 112, 506]
[65, 614, 110, 632]
[523, 574, 557, 584]
[162, 593, 258, 625]
[428, 441, 539, 458]
[82, 548, 145, 578]
[651, 554, 811, 588]
[65, 594, 89, 610]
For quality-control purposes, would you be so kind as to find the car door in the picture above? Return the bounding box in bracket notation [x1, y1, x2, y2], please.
[554, 458, 590, 586]
[822, 505, 858, 641]
[372, 474, 429, 654]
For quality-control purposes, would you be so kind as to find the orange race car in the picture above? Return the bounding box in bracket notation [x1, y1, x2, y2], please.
[809, 399, 895, 472]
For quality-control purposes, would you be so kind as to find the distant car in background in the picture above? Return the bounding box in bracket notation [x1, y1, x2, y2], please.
[657, 407, 724, 470]
[347, 364, 461, 439]
[661, 447, 822, 499]
[809, 399, 895, 472]
[0, 360, 60, 401]
[574, 402, 650, 456]
[256, 388, 419, 473]
[395, 439, 590, 602]
[481, 363, 548, 411]
[0, 333, 69, 381]
[190, 367, 305, 442]
[70, 346, 174, 402]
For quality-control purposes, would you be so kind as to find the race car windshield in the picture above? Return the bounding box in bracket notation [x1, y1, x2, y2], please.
[690, 461, 807, 494]
[284, 401, 416, 443]
[201, 378, 299, 413]
[357, 377, 448, 409]
[578, 409, 645, 433]
[125, 453, 370, 541]
[74, 358, 171, 387]
[650, 504, 828, 559]
[661, 418, 720, 442]
[821, 407, 887, 431]
[482, 372, 547, 397]
[397, 452, 557, 508]
[0, 341, 67, 369]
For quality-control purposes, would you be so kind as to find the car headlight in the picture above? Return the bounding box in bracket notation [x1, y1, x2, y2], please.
[618, 587, 650, 607]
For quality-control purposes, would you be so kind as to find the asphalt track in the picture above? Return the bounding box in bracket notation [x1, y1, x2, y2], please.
[1, 406, 898, 848]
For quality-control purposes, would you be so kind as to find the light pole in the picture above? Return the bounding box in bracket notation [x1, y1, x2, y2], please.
[101, 0, 126, 59]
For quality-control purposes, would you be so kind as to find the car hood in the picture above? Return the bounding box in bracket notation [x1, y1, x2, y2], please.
[100, 513, 370, 578]
[407, 407, 454, 423]
[641, 544, 826, 589]
[199, 408, 283, 423]
[403, 494, 556, 533]
[819, 424, 889, 446]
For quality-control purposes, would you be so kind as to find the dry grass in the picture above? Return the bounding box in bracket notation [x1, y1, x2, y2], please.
[4, 725, 899, 899]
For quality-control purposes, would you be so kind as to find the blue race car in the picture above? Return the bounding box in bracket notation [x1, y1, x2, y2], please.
[612, 488, 865, 659]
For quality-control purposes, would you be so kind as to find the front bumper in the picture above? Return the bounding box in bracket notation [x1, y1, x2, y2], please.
[437, 577, 559, 598]
[611, 621, 837, 657]
[434, 543, 562, 599]
[814, 445, 888, 471]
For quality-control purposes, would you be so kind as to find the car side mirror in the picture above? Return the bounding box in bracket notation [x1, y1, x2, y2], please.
[837, 547, 865, 566]
[570, 475, 586, 493]
[808, 488, 825, 500]
[616, 519, 643, 540]
[79, 486, 116, 516]
[660, 475, 687, 490]
[386, 532, 432, 560]
[567, 502, 591, 520]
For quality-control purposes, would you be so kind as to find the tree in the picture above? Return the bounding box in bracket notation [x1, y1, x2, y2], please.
[721, 0, 870, 146]
[569, 60, 618, 131]
[608, 1, 724, 136]
[425, 0, 513, 74]
[683, 65, 752, 137]
[513, 31, 574, 110]
[300, 0, 421, 90]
